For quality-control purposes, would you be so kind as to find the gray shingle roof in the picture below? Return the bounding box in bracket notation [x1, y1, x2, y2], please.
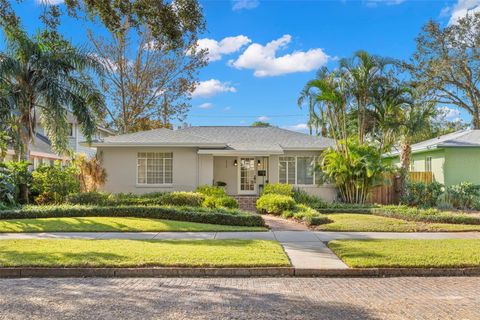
[388, 129, 480, 156]
[93, 126, 334, 151]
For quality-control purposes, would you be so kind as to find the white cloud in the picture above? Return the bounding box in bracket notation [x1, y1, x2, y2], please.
[192, 79, 236, 98]
[283, 123, 309, 132]
[223, 106, 232, 111]
[229, 35, 329, 77]
[35, 0, 64, 4]
[257, 116, 270, 121]
[364, 0, 405, 6]
[197, 36, 251, 62]
[232, 0, 259, 11]
[198, 103, 214, 109]
[438, 106, 462, 120]
[446, 0, 480, 25]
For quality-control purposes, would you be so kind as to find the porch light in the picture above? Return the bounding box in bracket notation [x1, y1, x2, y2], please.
[233, 159, 238, 166]
[257, 160, 261, 167]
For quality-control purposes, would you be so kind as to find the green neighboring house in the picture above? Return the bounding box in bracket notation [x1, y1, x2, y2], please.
[387, 130, 480, 186]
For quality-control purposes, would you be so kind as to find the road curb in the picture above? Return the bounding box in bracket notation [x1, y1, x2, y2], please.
[1, 267, 480, 278]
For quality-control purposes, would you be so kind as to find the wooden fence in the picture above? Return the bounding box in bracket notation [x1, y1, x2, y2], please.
[367, 171, 433, 205]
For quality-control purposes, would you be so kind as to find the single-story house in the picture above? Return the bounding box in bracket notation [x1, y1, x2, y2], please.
[90, 126, 337, 201]
[387, 129, 480, 186]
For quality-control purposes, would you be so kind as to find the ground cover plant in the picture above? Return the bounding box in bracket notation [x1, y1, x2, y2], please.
[328, 239, 480, 268]
[0, 217, 266, 233]
[0, 239, 290, 268]
[316, 213, 480, 232]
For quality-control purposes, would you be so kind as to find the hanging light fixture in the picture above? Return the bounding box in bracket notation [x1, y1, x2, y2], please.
[257, 159, 261, 167]
[233, 159, 238, 166]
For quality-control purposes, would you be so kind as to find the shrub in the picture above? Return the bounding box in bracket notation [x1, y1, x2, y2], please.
[262, 183, 293, 196]
[160, 192, 205, 207]
[0, 205, 264, 227]
[5, 160, 32, 203]
[196, 185, 227, 197]
[0, 164, 15, 205]
[283, 204, 331, 226]
[256, 194, 295, 214]
[292, 188, 327, 209]
[32, 163, 80, 204]
[374, 205, 480, 225]
[66, 192, 111, 206]
[203, 196, 239, 209]
[445, 182, 480, 210]
[401, 181, 444, 208]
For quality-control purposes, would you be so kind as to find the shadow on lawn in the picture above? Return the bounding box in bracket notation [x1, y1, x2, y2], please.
[0, 217, 140, 232]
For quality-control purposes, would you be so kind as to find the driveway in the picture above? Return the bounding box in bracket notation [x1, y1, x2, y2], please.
[0, 277, 478, 320]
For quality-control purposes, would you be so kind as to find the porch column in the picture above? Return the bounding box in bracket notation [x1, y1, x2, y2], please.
[198, 154, 214, 186]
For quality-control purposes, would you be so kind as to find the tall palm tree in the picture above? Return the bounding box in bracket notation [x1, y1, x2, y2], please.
[0, 27, 105, 202]
[0, 28, 105, 161]
[339, 50, 395, 143]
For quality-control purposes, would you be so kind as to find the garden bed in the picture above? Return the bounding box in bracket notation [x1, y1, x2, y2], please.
[328, 239, 480, 268]
[0, 239, 289, 268]
[0, 217, 266, 233]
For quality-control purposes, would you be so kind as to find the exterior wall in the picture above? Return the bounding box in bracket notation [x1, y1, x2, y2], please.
[389, 149, 445, 184]
[198, 154, 214, 186]
[269, 151, 337, 202]
[99, 147, 199, 194]
[213, 156, 237, 195]
[444, 148, 480, 186]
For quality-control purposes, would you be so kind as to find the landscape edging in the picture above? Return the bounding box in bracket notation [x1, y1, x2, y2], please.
[1, 267, 480, 278]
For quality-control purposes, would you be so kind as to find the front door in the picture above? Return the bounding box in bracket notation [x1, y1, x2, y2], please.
[238, 157, 256, 195]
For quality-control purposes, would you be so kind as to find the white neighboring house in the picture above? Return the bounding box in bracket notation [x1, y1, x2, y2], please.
[88, 126, 338, 201]
[5, 113, 113, 168]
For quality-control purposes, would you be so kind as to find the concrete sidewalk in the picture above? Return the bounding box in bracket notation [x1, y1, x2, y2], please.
[1, 231, 479, 270]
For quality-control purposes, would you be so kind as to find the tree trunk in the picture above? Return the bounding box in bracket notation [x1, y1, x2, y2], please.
[399, 140, 411, 201]
[473, 108, 480, 129]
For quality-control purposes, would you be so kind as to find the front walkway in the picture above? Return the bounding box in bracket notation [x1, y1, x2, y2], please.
[2, 231, 480, 270]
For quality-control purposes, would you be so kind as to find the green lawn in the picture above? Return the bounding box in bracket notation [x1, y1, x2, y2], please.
[0, 217, 266, 233]
[328, 239, 480, 268]
[316, 213, 480, 232]
[0, 239, 290, 267]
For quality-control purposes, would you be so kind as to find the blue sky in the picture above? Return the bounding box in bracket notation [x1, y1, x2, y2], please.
[6, 0, 480, 131]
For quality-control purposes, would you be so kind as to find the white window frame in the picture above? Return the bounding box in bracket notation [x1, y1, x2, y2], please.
[279, 156, 321, 186]
[136, 152, 173, 186]
[410, 160, 415, 172]
[425, 156, 432, 172]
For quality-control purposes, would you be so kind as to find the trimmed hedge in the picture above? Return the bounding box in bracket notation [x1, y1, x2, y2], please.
[256, 194, 295, 214]
[262, 183, 293, 196]
[203, 196, 239, 209]
[66, 191, 205, 207]
[0, 205, 264, 227]
[373, 205, 480, 225]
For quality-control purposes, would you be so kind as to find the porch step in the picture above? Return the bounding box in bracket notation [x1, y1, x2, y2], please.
[233, 196, 258, 212]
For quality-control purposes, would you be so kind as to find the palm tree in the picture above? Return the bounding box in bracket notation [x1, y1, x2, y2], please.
[397, 88, 437, 195]
[0, 27, 105, 201]
[339, 50, 395, 143]
[0, 28, 105, 161]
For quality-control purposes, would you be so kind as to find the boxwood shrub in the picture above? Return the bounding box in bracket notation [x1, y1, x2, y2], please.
[262, 183, 293, 196]
[0, 205, 264, 227]
[256, 194, 295, 214]
[282, 204, 331, 226]
[203, 196, 239, 209]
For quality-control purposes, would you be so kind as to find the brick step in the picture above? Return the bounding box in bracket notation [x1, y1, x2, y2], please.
[233, 196, 258, 212]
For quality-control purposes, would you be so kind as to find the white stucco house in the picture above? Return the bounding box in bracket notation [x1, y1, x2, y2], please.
[90, 126, 337, 201]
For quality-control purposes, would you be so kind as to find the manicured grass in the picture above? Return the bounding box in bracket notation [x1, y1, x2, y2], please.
[316, 214, 480, 232]
[328, 239, 480, 268]
[0, 217, 266, 233]
[0, 239, 290, 267]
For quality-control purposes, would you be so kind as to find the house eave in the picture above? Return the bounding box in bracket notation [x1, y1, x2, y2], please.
[197, 149, 284, 156]
[85, 141, 227, 148]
